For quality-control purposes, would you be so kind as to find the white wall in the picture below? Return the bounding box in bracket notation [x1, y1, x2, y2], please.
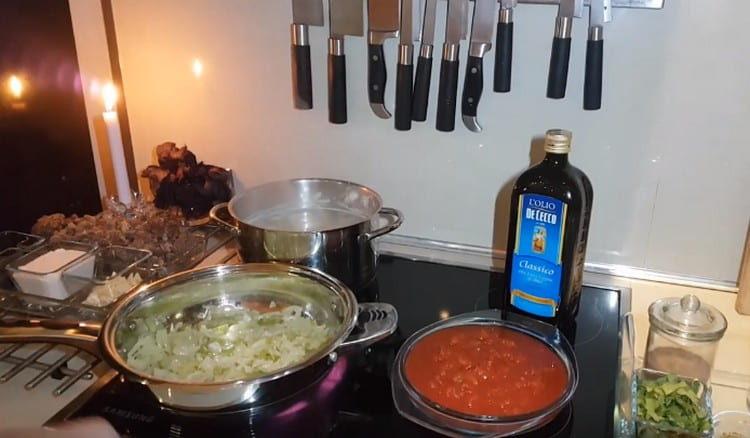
[76, 0, 749, 283]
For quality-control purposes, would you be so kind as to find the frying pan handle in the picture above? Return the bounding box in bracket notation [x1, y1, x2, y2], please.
[365, 207, 404, 241]
[338, 302, 398, 351]
[0, 318, 102, 355]
[209, 202, 240, 235]
[0, 317, 101, 333]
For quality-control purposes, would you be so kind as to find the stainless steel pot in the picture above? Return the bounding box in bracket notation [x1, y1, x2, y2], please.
[209, 178, 403, 289]
[0, 263, 397, 411]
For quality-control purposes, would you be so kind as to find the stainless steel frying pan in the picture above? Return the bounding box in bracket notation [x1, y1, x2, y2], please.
[0, 263, 397, 411]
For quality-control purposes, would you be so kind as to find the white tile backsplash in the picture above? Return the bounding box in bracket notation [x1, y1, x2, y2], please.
[70, 0, 750, 283]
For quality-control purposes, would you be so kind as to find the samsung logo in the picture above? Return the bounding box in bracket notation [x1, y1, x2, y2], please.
[519, 260, 555, 275]
[528, 199, 556, 211]
[103, 406, 155, 423]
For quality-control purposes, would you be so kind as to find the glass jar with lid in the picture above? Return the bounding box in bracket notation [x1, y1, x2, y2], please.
[644, 294, 727, 383]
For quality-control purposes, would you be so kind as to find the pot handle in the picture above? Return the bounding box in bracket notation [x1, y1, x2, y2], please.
[209, 202, 240, 234]
[338, 302, 398, 351]
[0, 317, 102, 355]
[365, 207, 404, 241]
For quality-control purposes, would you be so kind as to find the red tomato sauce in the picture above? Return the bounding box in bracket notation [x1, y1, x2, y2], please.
[404, 325, 568, 417]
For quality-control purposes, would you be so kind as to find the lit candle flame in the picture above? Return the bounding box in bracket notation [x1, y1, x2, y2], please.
[102, 82, 118, 112]
[8, 75, 23, 99]
[192, 58, 204, 78]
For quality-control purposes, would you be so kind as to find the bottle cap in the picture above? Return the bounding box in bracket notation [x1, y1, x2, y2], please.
[544, 129, 572, 154]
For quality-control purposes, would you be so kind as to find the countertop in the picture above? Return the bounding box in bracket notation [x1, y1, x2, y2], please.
[626, 277, 750, 413]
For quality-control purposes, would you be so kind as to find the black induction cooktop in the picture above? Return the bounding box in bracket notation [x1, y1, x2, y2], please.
[60, 255, 626, 437]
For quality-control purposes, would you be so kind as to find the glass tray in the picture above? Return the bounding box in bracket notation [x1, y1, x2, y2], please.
[0, 225, 233, 320]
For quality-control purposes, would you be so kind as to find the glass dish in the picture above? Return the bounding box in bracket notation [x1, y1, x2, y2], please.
[633, 368, 713, 438]
[135, 224, 220, 280]
[0, 231, 46, 276]
[391, 310, 579, 437]
[6, 241, 97, 300]
[62, 245, 151, 308]
[63, 245, 151, 285]
[0, 231, 45, 252]
[712, 411, 750, 438]
[615, 313, 638, 437]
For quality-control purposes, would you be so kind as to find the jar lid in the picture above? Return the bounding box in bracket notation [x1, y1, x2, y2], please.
[648, 295, 728, 342]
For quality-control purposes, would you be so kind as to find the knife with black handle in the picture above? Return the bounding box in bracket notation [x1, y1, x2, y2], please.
[290, 0, 324, 109]
[583, 0, 610, 110]
[328, 38, 348, 123]
[394, 0, 417, 130]
[461, 0, 496, 133]
[412, 0, 437, 122]
[395, 52, 413, 130]
[367, 43, 388, 117]
[493, 0, 516, 93]
[436, 0, 469, 132]
[546, 0, 582, 99]
[367, 0, 400, 119]
[292, 40, 313, 109]
[327, 0, 364, 124]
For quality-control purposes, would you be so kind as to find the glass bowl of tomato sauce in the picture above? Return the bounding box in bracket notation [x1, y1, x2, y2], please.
[391, 310, 579, 437]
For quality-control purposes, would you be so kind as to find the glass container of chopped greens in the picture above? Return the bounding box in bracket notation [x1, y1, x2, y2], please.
[634, 368, 713, 437]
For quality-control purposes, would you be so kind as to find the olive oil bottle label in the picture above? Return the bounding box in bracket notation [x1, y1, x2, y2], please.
[510, 194, 567, 317]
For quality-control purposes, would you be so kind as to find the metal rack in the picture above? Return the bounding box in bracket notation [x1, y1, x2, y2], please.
[0, 309, 100, 396]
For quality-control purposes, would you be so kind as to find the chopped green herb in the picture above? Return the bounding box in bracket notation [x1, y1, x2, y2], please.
[637, 374, 711, 434]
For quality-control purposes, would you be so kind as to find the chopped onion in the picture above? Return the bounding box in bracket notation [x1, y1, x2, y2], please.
[122, 304, 330, 382]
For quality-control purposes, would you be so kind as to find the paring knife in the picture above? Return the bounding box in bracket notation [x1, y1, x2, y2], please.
[583, 0, 611, 110]
[493, 0, 517, 93]
[546, 0, 583, 99]
[394, 0, 418, 130]
[328, 0, 365, 124]
[435, 0, 469, 132]
[290, 0, 324, 109]
[367, 0, 400, 119]
[461, 0, 497, 133]
[411, 0, 437, 122]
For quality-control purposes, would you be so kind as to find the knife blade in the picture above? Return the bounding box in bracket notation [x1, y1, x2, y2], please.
[435, 0, 469, 132]
[583, 0, 611, 110]
[493, 0, 516, 93]
[411, 0, 437, 122]
[367, 0, 400, 119]
[546, 0, 583, 99]
[461, 0, 497, 133]
[290, 0, 324, 109]
[394, 0, 418, 130]
[328, 0, 365, 124]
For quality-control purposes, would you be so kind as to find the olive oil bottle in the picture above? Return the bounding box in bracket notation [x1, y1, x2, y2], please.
[502, 129, 591, 325]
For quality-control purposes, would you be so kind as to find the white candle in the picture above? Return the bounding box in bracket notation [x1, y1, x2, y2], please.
[102, 83, 132, 205]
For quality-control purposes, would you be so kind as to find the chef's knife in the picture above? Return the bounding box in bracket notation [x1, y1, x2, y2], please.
[546, 0, 583, 99]
[436, 0, 469, 132]
[394, 0, 418, 130]
[583, 0, 611, 110]
[411, 0, 437, 122]
[328, 0, 364, 124]
[493, 0, 516, 93]
[461, 0, 496, 133]
[367, 0, 400, 119]
[291, 0, 324, 109]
